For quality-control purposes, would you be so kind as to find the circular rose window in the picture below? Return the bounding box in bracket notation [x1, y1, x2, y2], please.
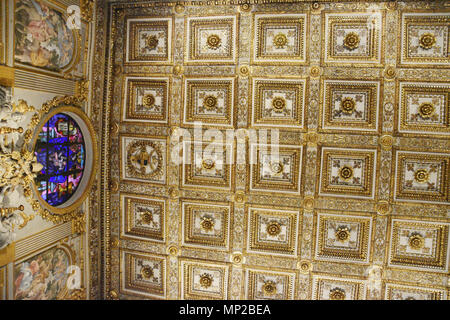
[32, 107, 97, 213]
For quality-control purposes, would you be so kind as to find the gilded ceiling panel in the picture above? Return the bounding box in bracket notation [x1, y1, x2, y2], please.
[95, 0, 450, 300]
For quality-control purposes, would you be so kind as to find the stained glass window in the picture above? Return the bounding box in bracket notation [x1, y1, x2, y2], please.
[34, 113, 86, 206]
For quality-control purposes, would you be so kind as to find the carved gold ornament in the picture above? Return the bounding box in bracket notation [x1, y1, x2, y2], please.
[206, 34, 222, 50]
[141, 211, 153, 224]
[168, 246, 178, 256]
[200, 216, 215, 231]
[272, 97, 286, 112]
[335, 226, 350, 242]
[340, 97, 356, 114]
[409, 233, 425, 250]
[239, 3, 251, 12]
[414, 169, 429, 183]
[168, 186, 180, 199]
[199, 273, 213, 288]
[109, 290, 119, 300]
[343, 32, 360, 50]
[145, 35, 159, 51]
[234, 191, 246, 204]
[303, 196, 315, 210]
[418, 103, 435, 119]
[111, 237, 119, 249]
[330, 288, 346, 300]
[142, 94, 156, 108]
[384, 66, 397, 80]
[380, 135, 394, 151]
[311, 1, 321, 10]
[202, 158, 215, 170]
[173, 64, 184, 76]
[231, 252, 243, 264]
[270, 161, 284, 174]
[141, 266, 154, 280]
[298, 260, 312, 274]
[339, 166, 354, 181]
[273, 33, 288, 48]
[309, 66, 321, 78]
[127, 141, 163, 178]
[239, 65, 250, 77]
[377, 201, 391, 216]
[174, 3, 185, 14]
[203, 95, 218, 110]
[262, 280, 277, 296]
[266, 221, 282, 236]
[419, 33, 436, 50]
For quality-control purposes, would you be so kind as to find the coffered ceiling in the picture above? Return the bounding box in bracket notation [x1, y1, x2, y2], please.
[92, 0, 450, 300]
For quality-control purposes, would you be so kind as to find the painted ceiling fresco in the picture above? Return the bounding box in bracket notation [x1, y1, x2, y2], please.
[96, 0, 450, 300]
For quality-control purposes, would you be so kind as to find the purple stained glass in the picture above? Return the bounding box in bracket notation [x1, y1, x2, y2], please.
[34, 113, 86, 207]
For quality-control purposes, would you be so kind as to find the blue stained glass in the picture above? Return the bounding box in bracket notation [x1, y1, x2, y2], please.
[34, 113, 86, 207]
[47, 145, 68, 174]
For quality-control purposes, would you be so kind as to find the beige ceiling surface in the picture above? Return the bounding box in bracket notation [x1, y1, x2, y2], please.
[97, 1, 450, 300]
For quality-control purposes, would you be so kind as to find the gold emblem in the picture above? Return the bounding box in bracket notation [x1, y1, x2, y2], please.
[272, 97, 286, 112]
[377, 201, 391, 216]
[239, 65, 250, 77]
[239, 3, 251, 12]
[330, 288, 346, 300]
[168, 246, 178, 256]
[266, 221, 282, 236]
[384, 66, 396, 80]
[340, 97, 356, 114]
[343, 32, 360, 50]
[273, 33, 288, 48]
[419, 33, 436, 50]
[232, 253, 243, 264]
[142, 94, 156, 108]
[203, 95, 218, 110]
[414, 169, 429, 183]
[127, 141, 163, 179]
[335, 226, 350, 242]
[141, 266, 154, 280]
[298, 260, 312, 274]
[206, 34, 222, 50]
[303, 196, 315, 210]
[380, 135, 394, 151]
[234, 191, 246, 204]
[174, 3, 185, 14]
[202, 158, 215, 170]
[140, 211, 153, 224]
[173, 64, 184, 76]
[199, 273, 213, 288]
[339, 166, 354, 181]
[200, 216, 215, 231]
[145, 35, 159, 51]
[418, 103, 435, 119]
[409, 234, 425, 250]
[309, 66, 321, 78]
[262, 280, 277, 296]
[270, 161, 284, 174]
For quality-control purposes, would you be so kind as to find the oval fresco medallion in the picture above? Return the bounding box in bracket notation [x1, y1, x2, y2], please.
[14, 0, 75, 71]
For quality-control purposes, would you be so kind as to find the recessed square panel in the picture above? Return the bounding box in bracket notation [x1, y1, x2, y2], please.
[250, 144, 302, 194]
[182, 141, 233, 190]
[182, 200, 231, 250]
[120, 193, 166, 242]
[121, 251, 166, 299]
[394, 151, 450, 203]
[323, 12, 382, 65]
[180, 260, 230, 299]
[384, 283, 447, 300]
[319, 147, 377, 199]
[312, 275, 366, 300]
[251, 78, 306, 129]
[321, 79, 380, 133]
[398, 82, 449, 136]
[246, 206, 300, 257]
[125, 17, 172, 63]
[400, 13, 450, 66]
[253, 13, 307, 64]
[388, 219, 450, 273]
[120, 135, 167, 185]
[183, 77, 235, 127]
[122, 77, 170, 124]
[245, 268, 296, 300]
[315, 212, 373, 264]
[185, 15, 237, 64]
